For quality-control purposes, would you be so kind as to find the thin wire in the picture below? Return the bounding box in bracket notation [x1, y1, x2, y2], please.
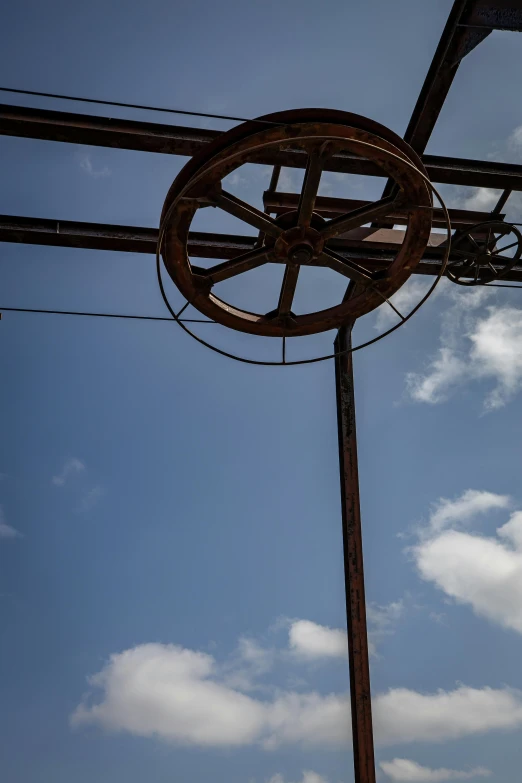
[0, 305, 215, 322]
[0, 85, 278, 126]
[484, 283, 522, 289]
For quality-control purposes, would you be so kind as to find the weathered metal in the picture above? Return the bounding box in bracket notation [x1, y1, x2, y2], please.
[447, 220, 522, 285]
[335, 319, 376, 783]
[263, 191, 503, 228]
[4, 102, 522, 190]
[160, 109, 434, 337]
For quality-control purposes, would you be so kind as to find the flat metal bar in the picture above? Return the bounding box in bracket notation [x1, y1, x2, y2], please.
[335, 322, 375, 783]
[263, 191, 504, 227]
[3, 103, 522, 190]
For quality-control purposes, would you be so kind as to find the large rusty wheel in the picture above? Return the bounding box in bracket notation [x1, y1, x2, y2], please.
[159, 109, 434, 338]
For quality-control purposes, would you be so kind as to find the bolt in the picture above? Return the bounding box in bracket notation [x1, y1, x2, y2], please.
[289, 244, 313, 264]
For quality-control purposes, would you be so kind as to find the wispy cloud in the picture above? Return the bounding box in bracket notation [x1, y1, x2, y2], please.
[380, 758, 491, 782]
[76, 485, 105, 513]
[267, 773, 329, 783]
[79, 154, 111, 179]
[0, 505, 21, 539]
[405, 281, 522, 411]
[52, 458, 85, 487]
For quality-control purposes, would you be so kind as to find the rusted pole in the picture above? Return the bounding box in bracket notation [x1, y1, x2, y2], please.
[334, 323, 376, 783]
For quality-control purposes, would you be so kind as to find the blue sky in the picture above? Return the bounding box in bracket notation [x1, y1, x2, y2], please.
[2, 2, 522, 782]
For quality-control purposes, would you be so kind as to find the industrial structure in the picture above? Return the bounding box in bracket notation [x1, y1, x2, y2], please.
[2, 2, 522, 781]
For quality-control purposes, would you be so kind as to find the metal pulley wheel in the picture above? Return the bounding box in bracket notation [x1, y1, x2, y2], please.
[447, 221, 522, 286]
[159, 109, 435, 338]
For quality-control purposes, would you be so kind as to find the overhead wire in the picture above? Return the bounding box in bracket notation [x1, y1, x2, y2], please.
[0, 305, 215, 322]
[0, 85, 278, 126]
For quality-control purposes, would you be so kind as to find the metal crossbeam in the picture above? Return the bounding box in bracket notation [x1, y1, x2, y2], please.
[3, 102, 522, 191]
[2, 214, 521, 283]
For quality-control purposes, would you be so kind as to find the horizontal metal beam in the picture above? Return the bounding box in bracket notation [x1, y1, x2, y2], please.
[2, 213, 522, 282]
[263, 191, 504, 227]
[3, 103, 522, 190]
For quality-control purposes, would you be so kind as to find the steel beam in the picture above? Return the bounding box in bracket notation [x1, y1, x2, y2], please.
[3, 103, 522, 190]
[2, 214, 522, 282]
[335, 321, 376, 783]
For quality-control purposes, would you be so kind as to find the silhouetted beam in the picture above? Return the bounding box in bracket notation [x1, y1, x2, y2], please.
[2, 213, 522, 282]
[3, 103, 522, 190]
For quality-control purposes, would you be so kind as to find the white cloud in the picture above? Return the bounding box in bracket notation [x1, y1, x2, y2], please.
[469, 306, 522, 410]
[52, 458, 85, 486]
[72, 641, 522, 749]
[288, 602, 403, 662]
[76, 485, 104, 513]
[375, 278, 433, 329]
[72, 644, 267, 747]
[223, 636, 275, 691]
[374, 684, 522, 745]
[79, 154, 111, 179]
[288, 620, 347, 660]
[458, 188, 500, 212]
[268, 773, 328, 783]
[406, 347, 467, 404]
[426, 489, 510, 534]
[508, 125, 522, 151]
[406, 287, 522, 410]
[380, 758, 491, 782]
[0, 506, 21, 539]
[413, 505, 522, 634]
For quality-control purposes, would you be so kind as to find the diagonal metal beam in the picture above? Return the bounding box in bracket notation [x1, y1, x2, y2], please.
[379, 0, 522, 206]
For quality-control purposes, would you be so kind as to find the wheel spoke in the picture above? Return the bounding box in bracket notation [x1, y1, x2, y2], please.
[213, 189, 283, 238]
[277, 264, 300, 315]
[488, 262, 499, 275]
[318, 249, 373, 283]
[320, 194, 402, 240]
[204, 246, 270, 284]
[492, 240, 519, 255]
[297, 153, 324, 227]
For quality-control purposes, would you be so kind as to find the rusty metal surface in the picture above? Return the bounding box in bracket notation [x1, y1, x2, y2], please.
[263, 191, 503, 228]
[4, 214, 522, 283]
[4, 102, 522, 190]
[447, 220, 522, 284]
[160, 110, 434, 337]
[335, 321, 376, 783]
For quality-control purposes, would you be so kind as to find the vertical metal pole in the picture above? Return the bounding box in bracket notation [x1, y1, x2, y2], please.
[334, 323, 376, 783]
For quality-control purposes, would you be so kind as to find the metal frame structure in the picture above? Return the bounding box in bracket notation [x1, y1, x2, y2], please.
[2, 2, 522, 781]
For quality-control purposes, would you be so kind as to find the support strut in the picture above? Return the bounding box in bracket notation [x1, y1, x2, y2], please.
[335, 323, 375, 783]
